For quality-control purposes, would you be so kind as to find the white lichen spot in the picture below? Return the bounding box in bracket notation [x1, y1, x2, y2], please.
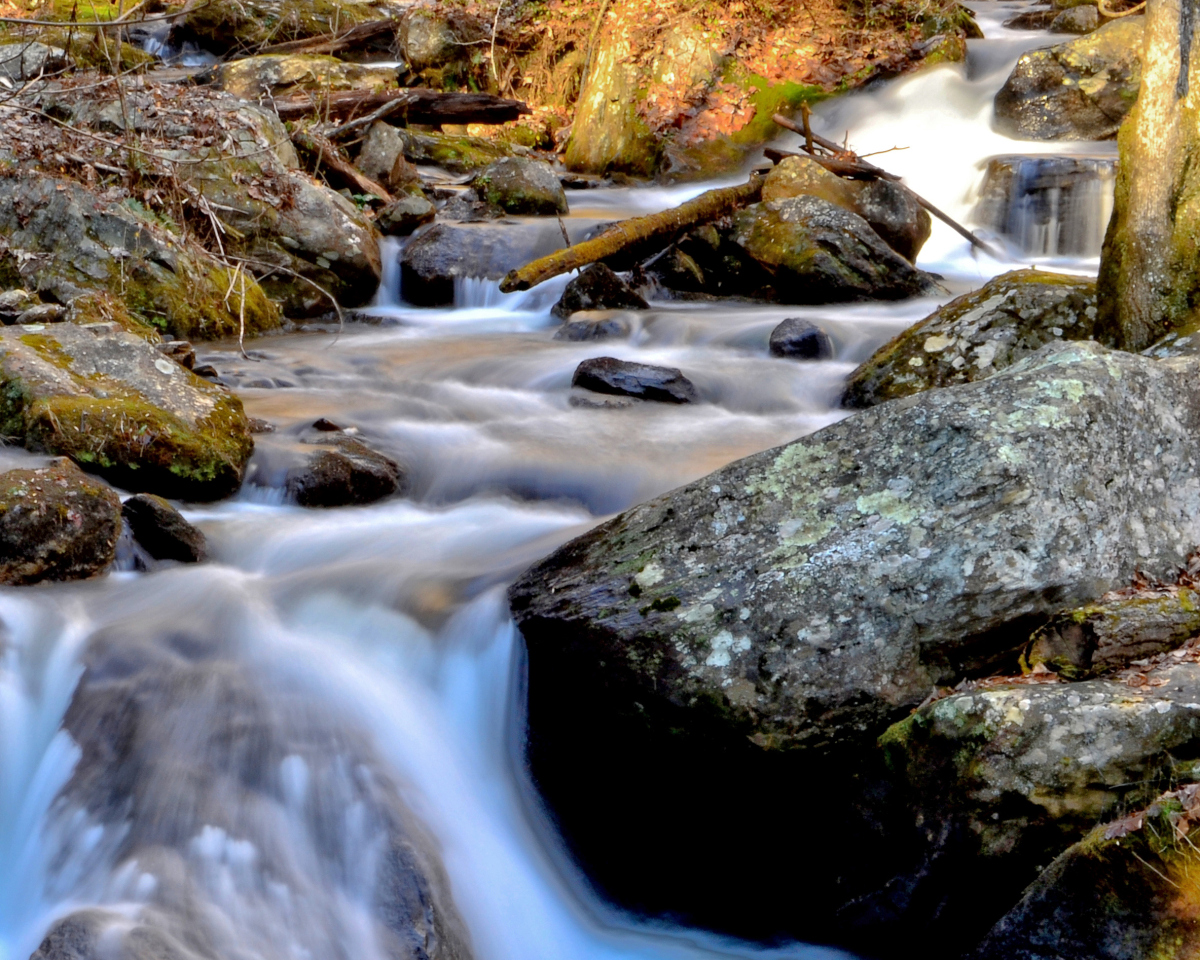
[706, 630, 751, 668]
[855, 489, 918, 524]
[923, 334, 955, 353]
[909, 356, 925, 367]
[635, 563, 664, 589]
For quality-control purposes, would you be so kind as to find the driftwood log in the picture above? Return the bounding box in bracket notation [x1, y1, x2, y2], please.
[274, 88, 531, 126]
[258, 19, 397, 56]
[499, 177, 763, 293]
[291, 130, 393, 202]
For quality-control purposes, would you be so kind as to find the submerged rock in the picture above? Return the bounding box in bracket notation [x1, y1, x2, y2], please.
[994, 18, 1142, 140]
[733, 196, 938, 303]
[287, 436, 403, 507]
[472, 157, 568, 216]
[571, 356, 698, 403]
[551, 264, 648, 318]
[843, 269, 1097, 407]
[0, 460, 120, 585]
[121, 494, 207, 563]
[768, 317, 833, 359]
[0, 322, 254, 500]
[553, 312, 635, 342]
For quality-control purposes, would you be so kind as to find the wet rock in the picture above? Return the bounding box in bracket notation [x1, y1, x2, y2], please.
[216, 54, 396, 100]
[568, 391, 636, 409]
[0, 460, 121, 585]
[0, 176, 279, 341]
[1003, 9, 1057, 29]
[121, 494, 207, 563]
[0, 322, 254, 500]
[472, 157, 569, 216]
[287, 436, 403, 507]
[312, 417, 342, 431]
[0, 288, 39, 323]
[247, 416, 275, 433]
[1050, 4, 1100, 33]
[399, 222, 568, 306]
[157, 340, 196, 370]
[551, 264, 648, 318]
[554, 311, 635, 342]
[645, 223, 773, 299]
[438, 195, 505, 221]
[733, 196, 939, 303]
[762, 156, 932, 262]
[0, 41, 68, 83]
[377, 192, 436, 237]
[768, 317, 833, 359]
[1024, 588, 1200, 678]
[17, 303, 66, 324]
[971, 788, 1200, 959]
[843, 269, 1097, 407]
[994, 18, 1142, 140]
[571, 356, 698, 403]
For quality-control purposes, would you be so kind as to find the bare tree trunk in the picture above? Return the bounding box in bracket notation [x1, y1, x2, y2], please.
[1097, 0, 1197, 350]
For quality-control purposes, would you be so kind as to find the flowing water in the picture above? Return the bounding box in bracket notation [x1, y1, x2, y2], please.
[0, 6, 1116, 960]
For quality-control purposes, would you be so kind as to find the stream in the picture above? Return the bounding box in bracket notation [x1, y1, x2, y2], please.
[0, 5, 1113, 960]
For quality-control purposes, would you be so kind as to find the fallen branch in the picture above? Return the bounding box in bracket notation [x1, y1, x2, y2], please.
[771, 112, 1000, 259]
[257, 19, 397, 56]
[499, 176, 762, 293]
[272, 87, 530, 125]
[291, 129, 392, 202]
[326, 93, 416, 140]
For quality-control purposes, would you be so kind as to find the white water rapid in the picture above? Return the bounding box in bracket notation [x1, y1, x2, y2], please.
[0, 6, 1115, 960]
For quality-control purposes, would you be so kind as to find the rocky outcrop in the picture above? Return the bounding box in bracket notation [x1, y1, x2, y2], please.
[170, 0, 387, 54]
[732, 196, 939, 303]
[216, 54, 397, 100]
[0, 460, 121, 585]
[994, 18, 1143, 140]
[769, 317, 833, 359]
[122, 494, 208, 563]
[551, 264, 648, 318]
[472, 158, 568, 216]
[0, 322, 254, 500]
[572, 356, 698, 403]
[762, 157, 932, 261]
[843, 269, 1098, 407]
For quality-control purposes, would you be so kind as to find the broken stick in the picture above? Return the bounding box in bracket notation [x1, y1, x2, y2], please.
[499, 176, 763, 292]
[771, 113, 1001, 259]
[291, 129, 393, 203]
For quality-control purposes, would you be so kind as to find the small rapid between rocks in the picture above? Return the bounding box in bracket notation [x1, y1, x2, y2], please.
[0, 6, 1116, 960]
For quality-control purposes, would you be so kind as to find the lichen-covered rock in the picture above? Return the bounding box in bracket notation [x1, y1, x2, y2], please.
[1050, 4, 1100, 33]
[402, 130, 516, 174]
[571, 356, 698, 403]
[1024, 588, 1200, 678]
[0, 41, 68, 83]
[733, 196, 939, 303]
[843, 269, 1098, 407]
[512, 340, 1200, 763]
[377, 193, 436, 237]
[121, 493, 207, 563]
[0, 176, 279, 341]
[762, 157, 932, 261]
[994, 18, 1143, 140]
[472, 158, 568, 216]
[0, 322, 253, 500]
[0, 460, 120, 585]
[768, 317, 833, 359]
[216, 54, 397, 100]
[551, 264, 648, 318]
[971, 789, 1200, 959]
[286, 436, 403, 507]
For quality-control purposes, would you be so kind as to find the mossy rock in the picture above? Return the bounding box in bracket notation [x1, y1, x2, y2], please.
[169, 0, 383, 55]
[26, 30, 155, 72]
[0, 322, 253, 500]
[216, 53, 396, 100]
[472, 157, 567, 215]
[400, 130, 514, 173]
[843, 269, 1097, 407]
[0, 459, 121, 585]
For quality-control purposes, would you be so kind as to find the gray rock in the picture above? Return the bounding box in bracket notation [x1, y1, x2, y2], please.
[554, 311, 634, 342]
[851, 179, 931, 263]
[16, 303, 66, 324]
[0, 322, 253, 500]
[1050, 3, 1100, 33]
[768, 317, 833, 359]
[122, 493, 207, 563]
[157, 340, 196, 370]
[357, 121, 409, 184]
[0, 41, 67, 83]
[994, 18, 1142, 140]
[0, 460, 121, 585]
[571, 356, 698, 403]
[733, 196, 939, 303]
[843, 269, 1097, 407]
[551, 264, 648, 318]
[512, 341, 1200, 760]
[400, 8, 462, 70]
[438, 195, 505, 222]
[472, 157, 569, 216]
[0, 288, 40, 323]
[1003, 9, 1057, 29]
[377, 193, 436, 237]
[287, 436, 403, 507]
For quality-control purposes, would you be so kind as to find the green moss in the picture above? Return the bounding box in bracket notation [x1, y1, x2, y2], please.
[34, 0, 123, 23]
[177, 0, 379, 51]
[69, 291, 160, 340]
[639, 596, 681, 615]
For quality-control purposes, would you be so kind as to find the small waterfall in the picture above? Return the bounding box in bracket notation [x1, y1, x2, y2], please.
[974, 155, 1116, 257]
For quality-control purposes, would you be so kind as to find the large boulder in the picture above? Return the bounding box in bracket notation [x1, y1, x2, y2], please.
[762, 157, 932, 261]
[216, 54, 397, 100]
[0, 176, 279, 341]
[508, 341, 1200, 939]
[0, 322, 253, 500]
[732, 196, 939, 303]
[843, 269, 1098, 407]
[0, 460, 121, 585]
[472, 158, 568, 216]
[994, 18, 1143, 140]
